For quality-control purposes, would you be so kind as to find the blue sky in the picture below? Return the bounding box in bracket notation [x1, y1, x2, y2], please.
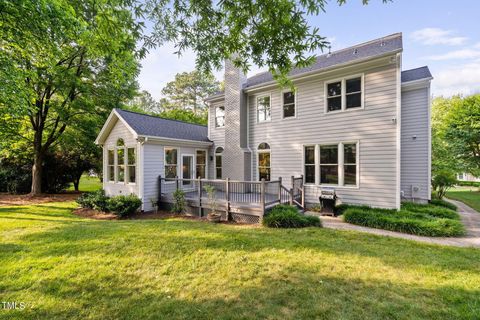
[138, 0, 480, 99]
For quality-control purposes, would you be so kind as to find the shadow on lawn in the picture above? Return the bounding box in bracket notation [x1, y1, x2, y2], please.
[8, 263, 480, 319]
[15, 218, 480, 275]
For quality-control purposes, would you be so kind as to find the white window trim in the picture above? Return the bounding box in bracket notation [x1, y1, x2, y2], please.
[214, 146, 224, 179]
[106, 148, 115, 184]
[215, 105, 225, 128]
[302, 145, 316, 185]
[195, 149, 208, 179]
[257, 143, 271, 181]
[302, 141, 360, 189]
[256, 94, 272, 123]
[164, 146, 178, 184]
[125, 146, 137, 185]
[324, 74, 364, 114]
[281, 89, 297, 120]
[180, 153, 195, 188]
[115, 143, 126, 185]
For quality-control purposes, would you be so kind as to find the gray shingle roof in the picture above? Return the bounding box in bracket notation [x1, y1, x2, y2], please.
[115, 109, 210, 143]
[245, 33, 403, 88]
[401, 66, 432, 83]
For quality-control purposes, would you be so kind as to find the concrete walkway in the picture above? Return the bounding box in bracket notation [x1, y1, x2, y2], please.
[311, 199, 480, 248]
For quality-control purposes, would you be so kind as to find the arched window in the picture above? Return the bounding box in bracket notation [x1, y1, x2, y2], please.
[215, 147, 223, 179]
[258, 143, 271, 181]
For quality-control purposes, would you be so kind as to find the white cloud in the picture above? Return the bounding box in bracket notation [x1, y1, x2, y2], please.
[474, 42, 480, 49]
[432, 62, 480, 97]
[426, 49, 480, 61]
[411, 28, 467, 46]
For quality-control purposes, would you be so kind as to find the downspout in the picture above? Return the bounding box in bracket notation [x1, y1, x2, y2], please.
[138, 136, 148, 211]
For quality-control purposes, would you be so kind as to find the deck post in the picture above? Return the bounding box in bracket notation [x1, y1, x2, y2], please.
[261, 178, 266, 216]
[175, 175, 179, 190]
[278, 177, 282, 203]
[198, 178, 202, 215]
[291, 175, 294, 190]
[225, 178, 230, 221]
[300, 175, 305, 208]
[289, 188, 294, 205]
[158, 175, 162, 206]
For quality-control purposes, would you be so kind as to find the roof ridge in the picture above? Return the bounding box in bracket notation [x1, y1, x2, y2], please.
[248, 33, 403, 80]
[115, 108, 207, 127]
[402, 66, 429, 72]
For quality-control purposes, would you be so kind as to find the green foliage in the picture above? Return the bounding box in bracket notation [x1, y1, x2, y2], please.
[263, 205, 321, 228]
[430, 199, 458, 211]
[343, 204, 465, 237]
[203, 185, 218, 215]
[0, 0, 141, 194]
[401, 202, 459, 220]
[334, 203, 371, 216]
[157, 109, 208, 126]
[432, 170, 457, 199]
[431, 95, 480, 179]
[77, 190, 109, 212]
[456, 180, 480, 187]
[171, 189, 186, 214]
[106, 195, 142, 217]
[160, 70, 220, 116]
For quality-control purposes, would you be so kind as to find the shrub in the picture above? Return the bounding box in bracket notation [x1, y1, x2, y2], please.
[456, 180, 480, 187]
[401, 202, 460, 220]
[171, 189, 186, 214]
[263, 205, 321, 228]
[334, 203, 370, 216]
[76, 190, 109, 211]
[432, 170, 457, 199]
[430, 199, 457, 211]
[343, 206, 465, 237]
[107, 195, 142, 217]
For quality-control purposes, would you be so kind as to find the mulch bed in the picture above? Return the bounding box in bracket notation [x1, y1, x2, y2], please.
[0, 192, 80, 206]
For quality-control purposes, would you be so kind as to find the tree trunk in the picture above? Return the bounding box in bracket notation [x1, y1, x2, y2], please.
[73, 180, 80, 192]
[31, 150, 43, 196]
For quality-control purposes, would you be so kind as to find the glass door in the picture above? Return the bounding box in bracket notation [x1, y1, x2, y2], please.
[182, 155, 193, 186]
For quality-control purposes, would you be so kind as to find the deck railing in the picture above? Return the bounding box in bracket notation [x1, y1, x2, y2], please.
[157, 175, 304, 221]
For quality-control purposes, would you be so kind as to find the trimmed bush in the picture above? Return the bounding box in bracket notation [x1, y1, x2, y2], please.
[429, 199, 457, 211]
[106, 195, 142, 217]
[263, 205, 321, 228]
[343, 206, 465, 237]
[401, 202, 460, 220]
[456, 180, 480, 187]
[76, 190, 109, 211]
[334, 203, 370, 216]
[171, 189, 186, 214]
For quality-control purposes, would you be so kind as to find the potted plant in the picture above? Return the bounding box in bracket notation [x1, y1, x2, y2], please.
[203, 185, 221, 222]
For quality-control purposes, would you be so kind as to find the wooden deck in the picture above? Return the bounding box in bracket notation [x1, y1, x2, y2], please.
[158, 176, 304, 224]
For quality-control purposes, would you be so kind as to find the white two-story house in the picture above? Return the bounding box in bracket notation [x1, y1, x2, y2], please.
[95, 33, 432, 214]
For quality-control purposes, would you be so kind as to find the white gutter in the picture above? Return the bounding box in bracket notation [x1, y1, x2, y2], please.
[138, 135, 213, 146]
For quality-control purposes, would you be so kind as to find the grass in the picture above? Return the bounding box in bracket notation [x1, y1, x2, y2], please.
[342, 202, 465, 237]
[1, 201, 480, 319]
[446, 186, 480, 213]
[67, 175, 102, 192]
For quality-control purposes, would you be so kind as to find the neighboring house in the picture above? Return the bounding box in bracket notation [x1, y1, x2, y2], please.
[457, 173, 480, 182]
[96, 32, 432, 212]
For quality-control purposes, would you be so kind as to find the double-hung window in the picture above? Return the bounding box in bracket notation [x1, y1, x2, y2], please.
[196, 150, 207, 179]
[304, 146, 315, 184]
[165, 148, 178, 180]
[282, 91, 296, 118]
[215, 106, 225, 127]
[107, 149, 115, 182]
[116, 139, 125, 182]
[257, 96, 271, 122]
[326, 75, 363, 112]
[320, 145, 338, 184]
[127, 147, 136, 183]
[215, 147, 223, 179]
[304, 142, 358, 186]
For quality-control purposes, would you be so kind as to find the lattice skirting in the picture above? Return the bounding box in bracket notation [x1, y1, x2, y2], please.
[231, 213, 260, 224]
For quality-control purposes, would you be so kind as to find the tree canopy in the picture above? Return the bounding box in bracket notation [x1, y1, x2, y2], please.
[0, 0, 141, 194]
[432, 95, 480, 177]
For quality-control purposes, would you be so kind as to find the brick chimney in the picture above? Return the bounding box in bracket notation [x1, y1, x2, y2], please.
[223, 58, 251, 180]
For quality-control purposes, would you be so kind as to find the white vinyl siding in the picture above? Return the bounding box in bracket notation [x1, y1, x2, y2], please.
[401, 87, 430, 202]
[248, 62, 398, 208]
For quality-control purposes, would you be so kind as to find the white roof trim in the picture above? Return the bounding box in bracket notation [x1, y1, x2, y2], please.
[401, 78, 433, 91]
[94, 109, 138, 145]
[138, 135, 213, 146]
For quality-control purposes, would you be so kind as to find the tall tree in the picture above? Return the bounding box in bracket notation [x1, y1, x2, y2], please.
[0, 0, 141, 195]
[127, 90, 161, 114]
[161, 70, 220, 115]
[145, 0, 388, 85]
[432, 95, 480, 177]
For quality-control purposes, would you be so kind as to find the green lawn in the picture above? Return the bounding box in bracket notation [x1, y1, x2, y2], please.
[447, 186, 480, 212]
[1, 202, 480, 319]
[67, 175, 102, 192]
